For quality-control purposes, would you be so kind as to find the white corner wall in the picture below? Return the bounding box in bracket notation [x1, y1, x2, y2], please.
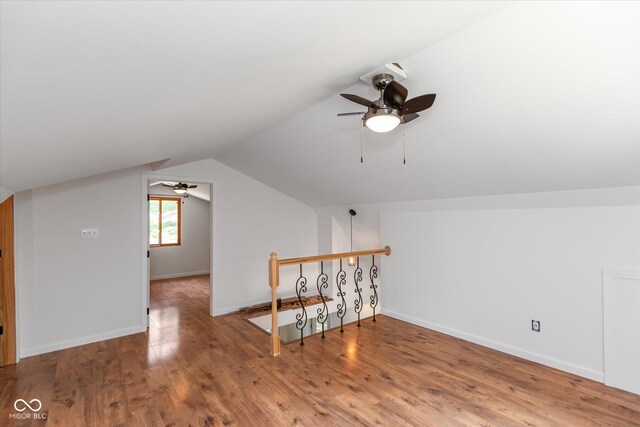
[14, 159, 317, 357]
[149, 185, 210, 280]
[319, 186, 640, 382]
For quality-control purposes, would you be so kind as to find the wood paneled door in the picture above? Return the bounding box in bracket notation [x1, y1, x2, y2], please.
[0, 195, 16, 366]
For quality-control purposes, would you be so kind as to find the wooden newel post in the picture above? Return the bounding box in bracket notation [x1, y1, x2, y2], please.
[269, 252, 281, 356]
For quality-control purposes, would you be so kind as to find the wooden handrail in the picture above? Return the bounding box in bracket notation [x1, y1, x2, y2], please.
[278, 246, 391, 266]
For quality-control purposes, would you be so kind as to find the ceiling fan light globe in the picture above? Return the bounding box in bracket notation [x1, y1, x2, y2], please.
[365, 113, 401, 133]
[173, 189, 187, 194]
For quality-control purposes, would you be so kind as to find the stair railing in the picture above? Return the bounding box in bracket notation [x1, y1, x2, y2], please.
[268, 246, 391, 356]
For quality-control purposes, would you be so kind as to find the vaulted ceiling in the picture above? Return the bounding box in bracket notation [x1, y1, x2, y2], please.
[0, 0, 507, 192]
[217, 1, 640, 206]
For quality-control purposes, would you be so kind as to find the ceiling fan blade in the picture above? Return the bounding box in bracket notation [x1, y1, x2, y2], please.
[402, 94, 436, 115]
[187, 185, 198, 188]
[383, 81, 408, 109]
[161, 183, 174, 188]
[340, 93, 377, 108]
[402, 113, 420, 124]
[337, 112, 366, 117]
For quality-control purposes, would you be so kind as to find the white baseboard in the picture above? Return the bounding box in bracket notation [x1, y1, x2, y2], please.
[382, 309, 604, 383]
[20, 325, 146, 358]
[150, 270, 210, 280]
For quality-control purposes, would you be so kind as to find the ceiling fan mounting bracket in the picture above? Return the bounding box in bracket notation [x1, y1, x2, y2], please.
[360, 63, 407, 85]
[372, 73, 395, 91]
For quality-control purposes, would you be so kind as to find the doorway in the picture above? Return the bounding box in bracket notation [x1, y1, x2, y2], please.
[141, 175, 214, 332]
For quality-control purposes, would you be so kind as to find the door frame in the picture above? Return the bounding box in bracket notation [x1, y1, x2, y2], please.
[0, 195, 17, 365]
[140, 174, 216, 328]
[603, 268, 640, 393]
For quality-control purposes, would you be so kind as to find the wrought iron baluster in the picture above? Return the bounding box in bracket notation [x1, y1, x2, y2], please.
[353, 257, 363, 327]
[295, 264, 308, 346]
[316, 261, 329, 339]
[369, 254, 379, 322]
[336, 259, 347, 333]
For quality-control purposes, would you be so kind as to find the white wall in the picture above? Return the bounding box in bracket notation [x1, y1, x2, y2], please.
[14, 159, 317, 357]
[149, 185, 210, 280]
[318, 186, 640, 382]
[15, 167, 145, 357]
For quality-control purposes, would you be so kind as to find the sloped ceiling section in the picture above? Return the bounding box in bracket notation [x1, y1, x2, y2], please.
[0, 0, 506, 192]
[217, 2, 640, 207]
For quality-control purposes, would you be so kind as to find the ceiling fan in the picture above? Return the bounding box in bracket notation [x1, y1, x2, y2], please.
[162, 182, 197, 194]
[338, 73, 436, 133]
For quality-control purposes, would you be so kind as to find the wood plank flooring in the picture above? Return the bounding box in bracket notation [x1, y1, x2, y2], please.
[1, 274, 639, 426]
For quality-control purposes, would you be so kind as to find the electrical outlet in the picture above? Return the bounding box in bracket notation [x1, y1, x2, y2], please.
[531, 320, 541, 332]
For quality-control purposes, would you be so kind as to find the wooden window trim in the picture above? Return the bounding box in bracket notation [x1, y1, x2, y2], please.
[150, 196, 181, 247]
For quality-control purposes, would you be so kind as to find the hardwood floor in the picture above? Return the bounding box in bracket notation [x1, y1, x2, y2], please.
[1, 275, 639, 426]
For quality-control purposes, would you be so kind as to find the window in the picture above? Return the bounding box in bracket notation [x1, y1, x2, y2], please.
[149, 197, 181, 246]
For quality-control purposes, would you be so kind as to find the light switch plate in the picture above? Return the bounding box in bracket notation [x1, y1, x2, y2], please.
[81, 228, 99, 238]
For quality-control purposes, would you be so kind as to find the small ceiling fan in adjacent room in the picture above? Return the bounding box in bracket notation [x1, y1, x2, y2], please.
[162, 182, 198, 194]
[338, 64, 436, 133]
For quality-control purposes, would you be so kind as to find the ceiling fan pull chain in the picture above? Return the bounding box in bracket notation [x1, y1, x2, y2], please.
[360, 127, 364, 164]
[403, 132, 406, 165]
